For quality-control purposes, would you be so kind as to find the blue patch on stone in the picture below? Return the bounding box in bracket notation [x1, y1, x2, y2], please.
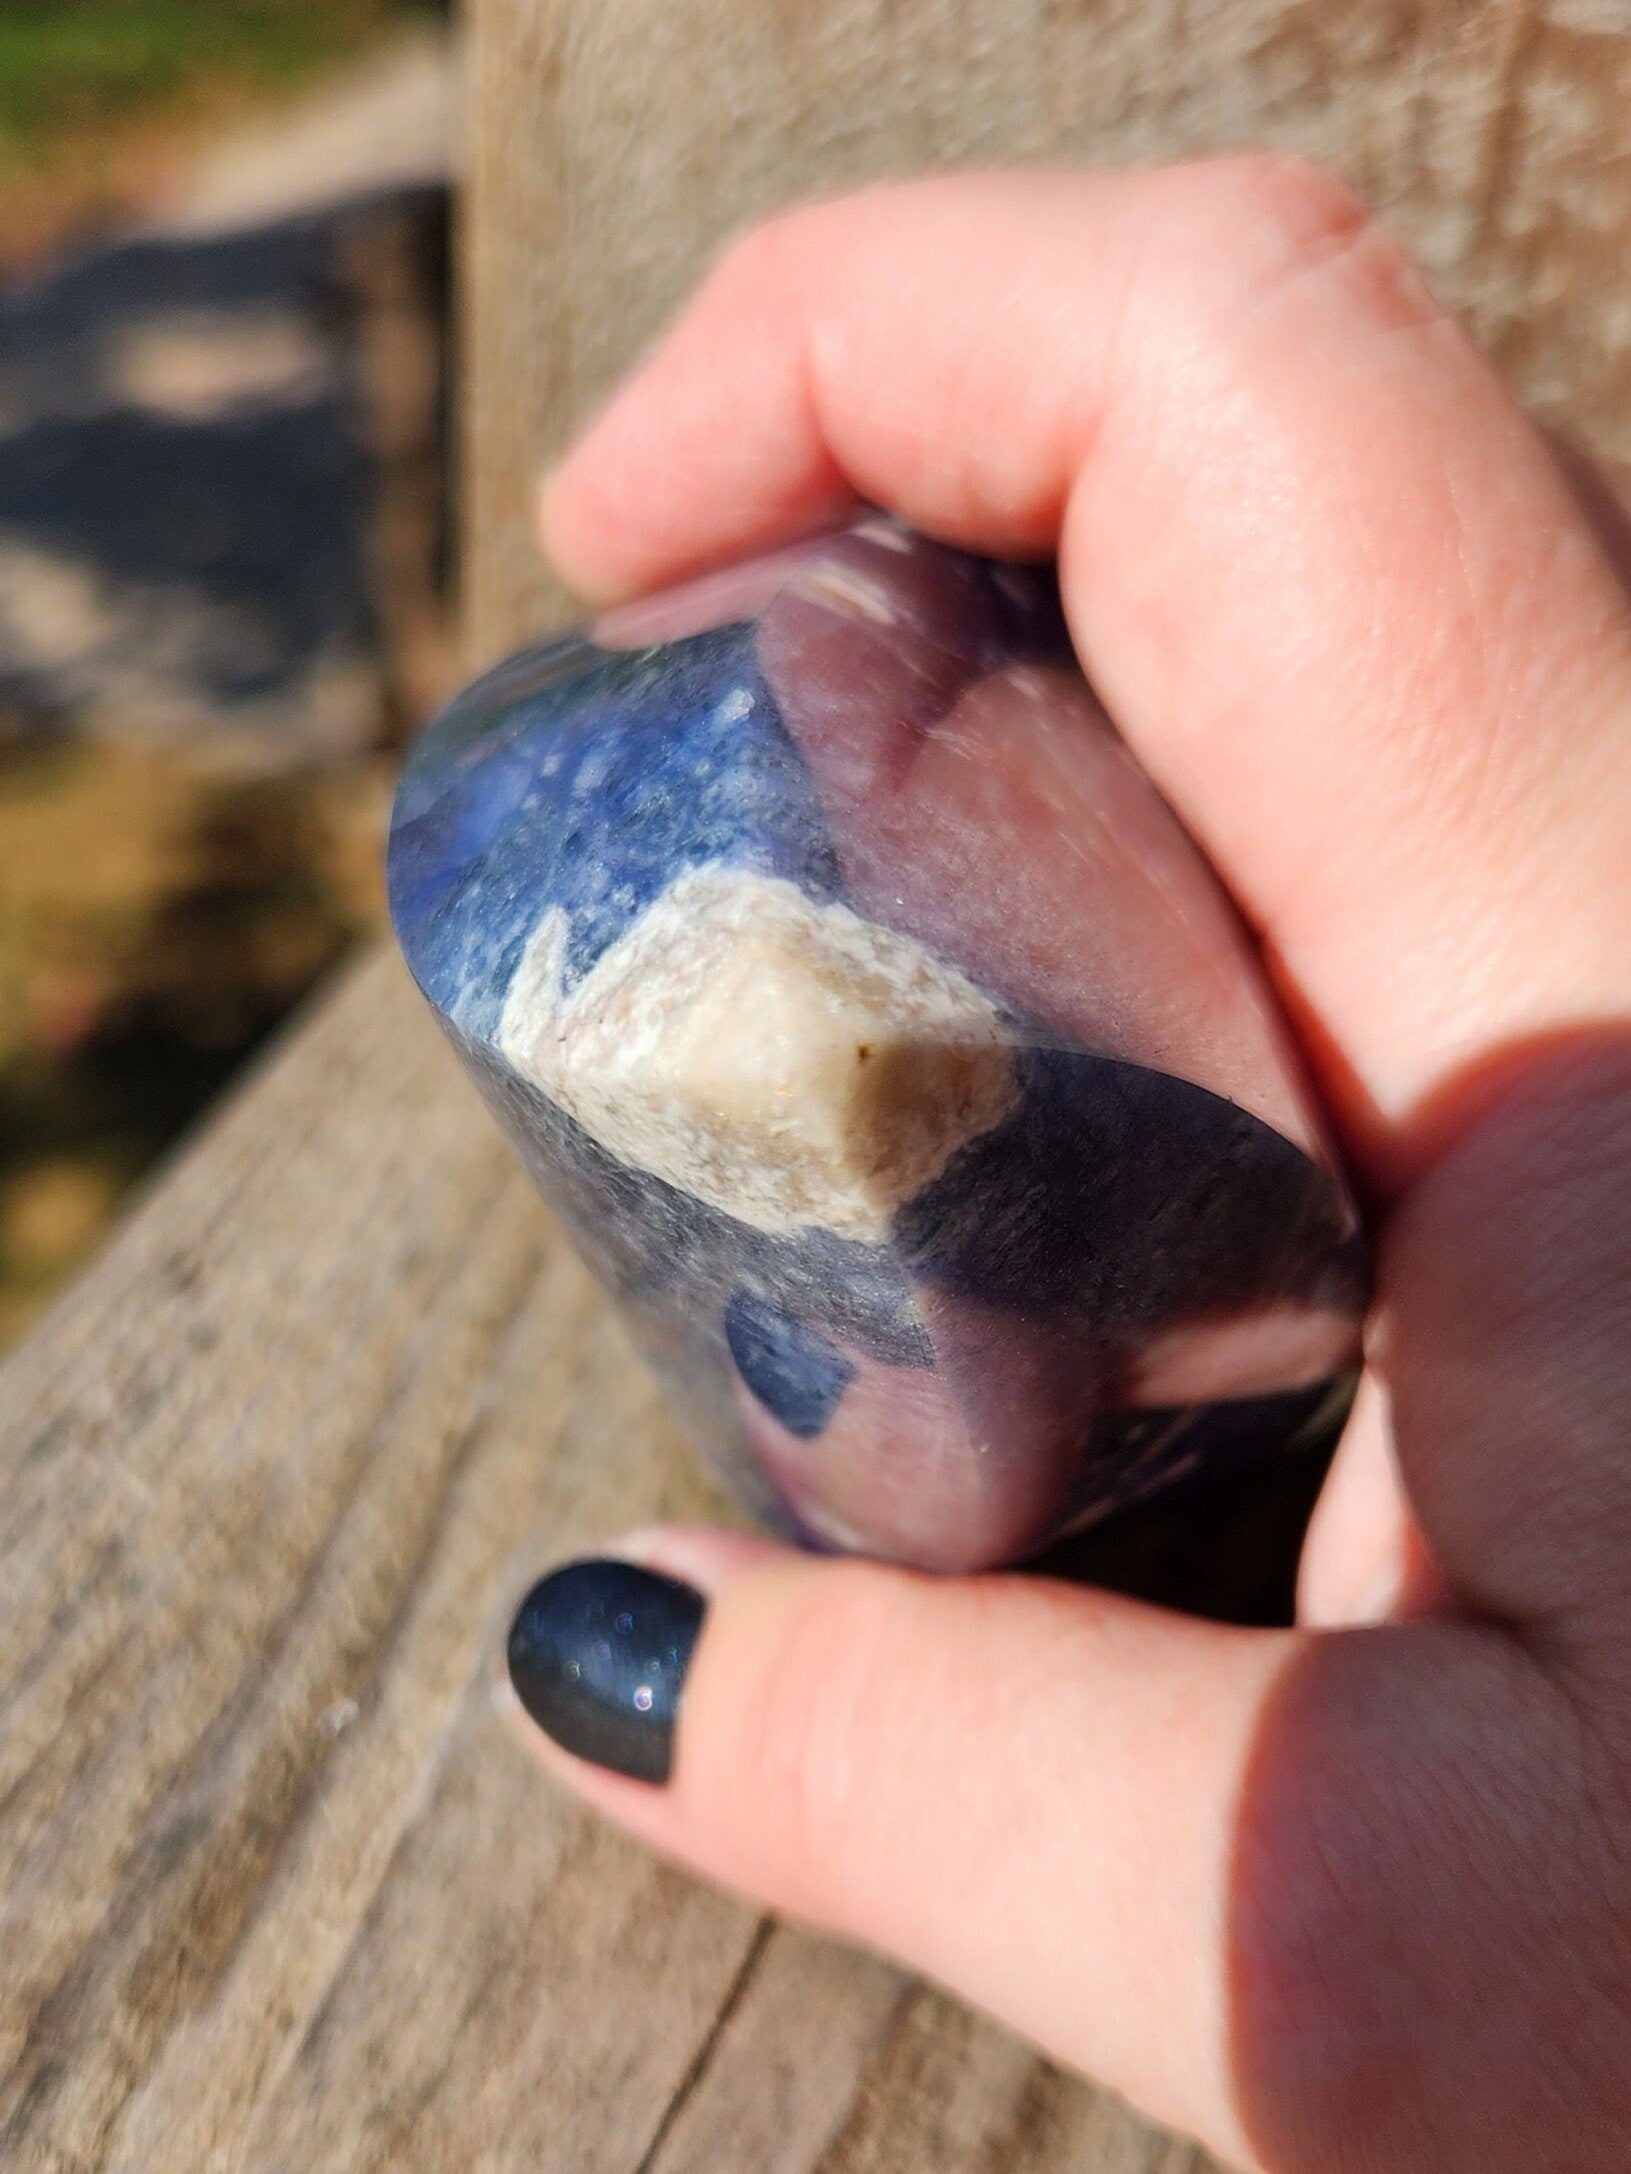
[386, 638, 596, 936]
[894, 1046, 1366, 1328]
[723, 1291, 857, 1438]
[389, 620, 842, 1042]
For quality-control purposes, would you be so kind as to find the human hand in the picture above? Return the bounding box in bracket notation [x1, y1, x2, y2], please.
[504, 159, 1631, 2171]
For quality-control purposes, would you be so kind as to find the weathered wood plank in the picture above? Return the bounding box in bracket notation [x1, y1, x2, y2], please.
[0, 953, 760, 2173]
[642, 1927, 1214, 2174]
[465, 0, 1631, 662]
[4, 1, 1630, 2168]
[0, 953, 1202, 2174]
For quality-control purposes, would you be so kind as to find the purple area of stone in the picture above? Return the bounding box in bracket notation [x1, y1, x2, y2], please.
[389, 518, 1367, 1572]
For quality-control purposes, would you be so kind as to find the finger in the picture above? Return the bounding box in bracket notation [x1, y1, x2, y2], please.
[1372, 1028, 1631, 1647]
[506, 1527, 1291, 2166]
[1547, 435, 1631, 596]
[1296, 1374, 1438, 1628]
[1297, 1032, 1631, 1642]
[542, 160, 1631, 1190]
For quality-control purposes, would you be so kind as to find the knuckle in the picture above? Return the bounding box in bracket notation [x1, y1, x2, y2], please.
[1149, 152, 1443, 345]
[1211, 150, 1374, 257]
[705, 202, 817, 308]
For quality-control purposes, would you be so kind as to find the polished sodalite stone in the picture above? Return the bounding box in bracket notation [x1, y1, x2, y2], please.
[389, 518, 1367, 1572]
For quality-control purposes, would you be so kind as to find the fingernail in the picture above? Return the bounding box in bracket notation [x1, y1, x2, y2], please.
[506, 1558, 707, 1785]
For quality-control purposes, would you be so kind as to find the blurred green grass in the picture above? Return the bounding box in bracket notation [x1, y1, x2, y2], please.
[0, 2, 439, 161]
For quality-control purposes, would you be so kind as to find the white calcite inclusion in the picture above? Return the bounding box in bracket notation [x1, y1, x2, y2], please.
[497, 862, 1021, 1241]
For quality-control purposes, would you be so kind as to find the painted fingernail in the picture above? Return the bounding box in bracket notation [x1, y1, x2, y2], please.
[506, 1558, 706, 1784]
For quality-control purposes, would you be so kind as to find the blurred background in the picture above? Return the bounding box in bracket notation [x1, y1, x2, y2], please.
[0, 0, 457, 1345]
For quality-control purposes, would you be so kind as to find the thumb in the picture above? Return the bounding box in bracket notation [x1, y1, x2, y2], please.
[504, 1524, 1288, 2163]
[1373, 1027, 1631, 1651]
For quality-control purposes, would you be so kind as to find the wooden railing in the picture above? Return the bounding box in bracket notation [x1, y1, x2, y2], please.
[3, 4, 1627, 2166]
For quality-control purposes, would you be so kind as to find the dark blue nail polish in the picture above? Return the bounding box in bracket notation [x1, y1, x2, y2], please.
[507, 1559, 706, 1784]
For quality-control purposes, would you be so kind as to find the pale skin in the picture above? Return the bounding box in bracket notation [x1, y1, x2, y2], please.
[514, 158, 1631, 2171]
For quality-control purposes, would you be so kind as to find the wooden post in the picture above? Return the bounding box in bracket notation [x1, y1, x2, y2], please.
[0, 5, 1627, 2170]
[464, 0, 1631, 663]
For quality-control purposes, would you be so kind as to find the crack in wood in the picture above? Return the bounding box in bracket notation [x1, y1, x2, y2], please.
[631, 1917, 776, 2174]
[0, 1210, 553, 2168]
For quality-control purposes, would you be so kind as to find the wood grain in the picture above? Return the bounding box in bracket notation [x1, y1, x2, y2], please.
[464, 0, 1631, 663]
[4, 1, 1629, 2168]
[0, 954, 1206, 2172]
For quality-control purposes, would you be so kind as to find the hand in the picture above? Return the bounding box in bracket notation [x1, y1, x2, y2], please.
[506, 158, 1631, 2172]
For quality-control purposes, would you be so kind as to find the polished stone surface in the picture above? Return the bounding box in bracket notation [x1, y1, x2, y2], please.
[390, 519, 1366, 1571]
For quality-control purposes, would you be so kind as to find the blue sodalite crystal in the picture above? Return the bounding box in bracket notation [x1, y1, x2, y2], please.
[389, 518, 1366, 1572]
[723, 1292, 856, 1441]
